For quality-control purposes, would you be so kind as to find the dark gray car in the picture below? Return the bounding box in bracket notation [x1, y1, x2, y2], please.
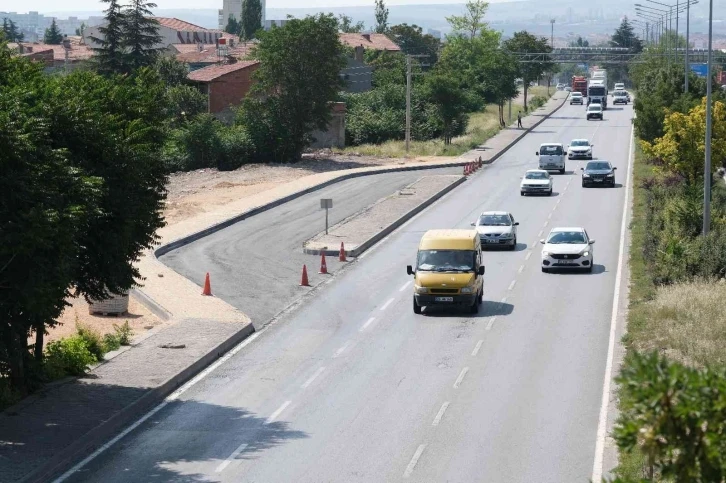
[581, 160, 616, 187]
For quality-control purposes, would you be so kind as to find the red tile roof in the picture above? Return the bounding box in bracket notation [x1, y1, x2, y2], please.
[151, 17, 209, 32]
[339, 33, 401, 51]
[173, 43, 255, 64]
[187, 60, 260, 82]
[18, 42, 94, 61]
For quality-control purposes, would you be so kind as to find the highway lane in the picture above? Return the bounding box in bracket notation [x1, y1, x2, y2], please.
[61, 100, 634, 483]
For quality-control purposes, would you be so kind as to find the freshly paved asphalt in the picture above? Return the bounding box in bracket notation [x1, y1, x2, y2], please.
[65, 101, 634, 482]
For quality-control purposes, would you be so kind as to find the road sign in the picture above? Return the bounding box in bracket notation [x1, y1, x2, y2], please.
[690, 64, 708, 77]
[320, 199, 333, 234]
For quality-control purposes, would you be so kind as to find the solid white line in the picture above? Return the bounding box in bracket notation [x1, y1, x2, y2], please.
[215, 443, 249, 473]
[432, 402, 450, 426]
[486, 317, 497, 331]
[472, 340, 484, 356]
[518, 265, 524, 274]
[403, 444, 427, 478]
[399, 281, 412, 292]
[591, 124, 634, 483]
[265, 400, 292, 425]
[333, 341, 352, 358]
[359, 317, 376, 332]
[453, 367, 469, 388]
[508, 280, 516, 291]
[301, 367, 325, 389]
[380, 297, 395, 311]
[52, 331, 263, 482]
[525, 251, 532, 261]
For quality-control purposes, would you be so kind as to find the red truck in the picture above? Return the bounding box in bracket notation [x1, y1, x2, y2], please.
[572, 76, 588, 96]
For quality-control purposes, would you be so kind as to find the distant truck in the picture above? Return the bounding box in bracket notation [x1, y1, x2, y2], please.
[591, 70, 608, 93]
[572, 75, 588, 96]
[588, 80, 608, 109]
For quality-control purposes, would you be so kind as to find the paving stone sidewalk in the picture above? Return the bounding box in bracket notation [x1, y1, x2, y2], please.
[0, 90, 568, 483]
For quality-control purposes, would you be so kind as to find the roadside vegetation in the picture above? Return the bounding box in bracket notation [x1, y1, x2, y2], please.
[610, 28, 726, 481]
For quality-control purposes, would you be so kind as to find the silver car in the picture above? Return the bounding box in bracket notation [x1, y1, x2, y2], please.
[471, 211, 519, 250]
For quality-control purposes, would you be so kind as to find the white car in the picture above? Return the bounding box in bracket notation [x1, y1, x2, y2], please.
[570, 92, 584, 105]
[614, 82, 625, 91]
[540, 227, 595, 273]
[567, 139, 594, 159]
[471, 211, 519, 250]
[520, 169, 553, 196]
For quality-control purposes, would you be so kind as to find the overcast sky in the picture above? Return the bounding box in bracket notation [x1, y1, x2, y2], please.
[9, 0, 488, 14]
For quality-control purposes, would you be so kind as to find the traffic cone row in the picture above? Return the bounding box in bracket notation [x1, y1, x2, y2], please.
[300, 242, 348, 287]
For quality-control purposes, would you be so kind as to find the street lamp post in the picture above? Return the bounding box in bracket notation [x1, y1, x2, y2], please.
[703, 0, 713, 235]
[685, 0, 690, 91]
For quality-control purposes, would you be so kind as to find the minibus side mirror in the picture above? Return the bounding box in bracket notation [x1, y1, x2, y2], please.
[407, 265, 415, 276]
[478, 266, 485, 275]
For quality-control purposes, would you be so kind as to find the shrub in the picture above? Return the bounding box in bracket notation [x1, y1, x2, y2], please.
[529, 96, 547, 110]
[113, 321, 134, 346]
[0, 378, 20, 411]
[44, 336, 96, 378]
[103, 333, 121, 352]
[75, 322, 105, 361]
[217, 125, 255, 171]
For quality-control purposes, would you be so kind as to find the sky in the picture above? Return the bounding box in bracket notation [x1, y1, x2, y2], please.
[5, 0, 492, 15]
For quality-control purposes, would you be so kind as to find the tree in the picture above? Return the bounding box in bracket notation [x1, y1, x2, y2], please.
[374, 0, 389, 34]
[610, 17, 642, 53]
[387, 24, 441, 66]
[89, 0, 127, 75]
[242, 13, 346, 162]
[446, 0, 489, 39]
[152, 56, 206, 126]
[504, 31, 553, 111]
[337, 14, 365, 33]
[122, 0, 163, 71]
[75, 21, 87, 36]
[569, 36, 589, 47]
[241, 0, 263, 41]
[225, 14, 240, 36]
[153, 55, 189, 86]
[2, 18, 24, 42]
[424, 73, 469, 144]
[44, 19, 64, 45]
[641, 98, 726, 184]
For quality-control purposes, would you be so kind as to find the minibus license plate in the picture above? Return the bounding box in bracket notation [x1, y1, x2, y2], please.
[435, 297, 454, 302]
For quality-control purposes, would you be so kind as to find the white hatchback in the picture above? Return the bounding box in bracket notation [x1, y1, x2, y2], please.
[540, 227, 595, 273]
[520, 169, 553, 196]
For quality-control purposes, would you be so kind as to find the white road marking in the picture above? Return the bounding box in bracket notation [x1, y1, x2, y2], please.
[547, 212, 552, 220]
[557, 198, 561, 205]
[333, 341, 352, 358]
[453, 367, 469, 388]
[500, 297, 507, 304]
[486, 317, 497, 331]
[508, 280, 516, 291]
[265, 401, 292, 425]
[52, 330, 263, 482]
[525, 251, 533, 261]
[380, 297, 395, 311]
[359, 317, 377, 332]
[432, 402, 450, 426]
[543, 220, 549, 227]
[215, 443, 249, 473]
[538, 230, 543, 237]
[301, 367, 325, 389]
[399, 281, 412, 292]
[518, 265, 524, 274]
[472, 340, 484, 356]
[591, 124, 634, 483]
[403, 444, 427, 478]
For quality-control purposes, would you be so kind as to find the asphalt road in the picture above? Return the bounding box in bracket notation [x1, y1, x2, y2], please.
[160, 167, 460, 325]
[63, 100, 634, 483]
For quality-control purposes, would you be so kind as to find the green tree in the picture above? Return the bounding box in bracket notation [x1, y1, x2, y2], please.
[424, 73, 469, 144]
[152, 57, 206, 126]
[89, 0, 127, 75]
[122, 0, 163, 70]
[225, 14, 240, 35]
[153, 55, 189, 86]
[337, 14, 365, 33]
[374, 0, 389, 34]
[446, 0, 489, 39]
[75, 21, 87, 36]
[2, 18, 24, 42]
[569, 36, 589, 47]
[44, 19, 64, 45]
[241, 0, 262, 41]
[387, 24, 441, 66]
[610, 16, 642, 53]
[242, 13, 345, 161]
[504, 31, 553, 111]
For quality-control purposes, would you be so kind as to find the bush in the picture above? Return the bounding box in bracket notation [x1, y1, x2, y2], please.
[113, 321, 134, 346]
[217, 125, 256, 171]
[75, 322, 105, 361]
[0, 378, 20, 411]
[44, 336, 96, 378]
[103, 333, 121, 352]
[529, 96, 547, 110]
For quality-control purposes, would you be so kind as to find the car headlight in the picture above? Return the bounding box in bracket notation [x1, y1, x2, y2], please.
[415, 286, 429, 294]
[583, 173, 590, 178]
[581, 251, 590, 257]
[460, 287, 474, 294]
[542, 251, 552, 257]
[607, 173, 614, 177]
[499, 232, 512, 238]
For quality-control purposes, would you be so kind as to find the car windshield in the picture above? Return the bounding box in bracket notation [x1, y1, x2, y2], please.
[614, 91, 626, 96]
[571, 140, 589, 147]
[571, 93, 582, 97]
[587, 162, 611, 170]
[547, 231, 587, 244]
[540, 145, 563, 155]
[525, 171, 548, 180]
[416, 250, 475, 272]
[588, 105, 602, 111]
[589, 87, 606, 96]
[478, 214, 511, 226]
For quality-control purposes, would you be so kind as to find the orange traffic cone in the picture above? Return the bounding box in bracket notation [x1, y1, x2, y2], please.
[319, 253, 328, 274]
[464, 164, 469, 176]
[300, 265, 310, 286]
[478, 158, 483, 168]
[339, 242, 347, 262]
[202, 272, 212, 296]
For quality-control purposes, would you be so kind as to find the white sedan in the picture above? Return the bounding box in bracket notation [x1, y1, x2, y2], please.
[540, 227, 595, 273]
[520, 169, 553, 196]
[471, 211, 519, 250]
[567, 139, 594, 160]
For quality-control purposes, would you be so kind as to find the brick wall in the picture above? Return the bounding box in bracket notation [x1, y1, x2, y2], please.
[208, 63, 259, 114]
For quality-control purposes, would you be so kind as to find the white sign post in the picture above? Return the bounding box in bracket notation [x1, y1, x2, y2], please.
[320, 199, 333, 234]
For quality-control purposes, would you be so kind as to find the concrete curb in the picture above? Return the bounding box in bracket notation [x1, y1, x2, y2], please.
[20, 322, 256, 483]
[303, 176, 468, 257]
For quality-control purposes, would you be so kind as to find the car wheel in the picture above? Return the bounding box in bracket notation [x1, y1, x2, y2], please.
[413, 297, 422, 314]
[520, 191, 525, 196]
[548, 188, 553, 196]
[560, 168, 565, 174]
[510, 237, 517, 250]
[469, 299, 478, 314]
[582, 181, 587, 187]
[587, 264, 593, 274]
[610, 180, 615, 187]
[477, 289, 483, 305]
[541, 267, 549, 273]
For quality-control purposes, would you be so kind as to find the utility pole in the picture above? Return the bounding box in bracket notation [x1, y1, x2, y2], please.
[703, 0, 713, 235]
[685, 0, 690, 92]
[405, 54, 411, 154]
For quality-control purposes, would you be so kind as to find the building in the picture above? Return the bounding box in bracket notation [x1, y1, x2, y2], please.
[12, 36, 94, 72]
[167, 39, 255, 71]
[187, 60, 260, 121]
[218, 0, 266, 30]
[338, 34, 401, 93]
[339, 32, 401, 52]
[84, 17, 223, 49]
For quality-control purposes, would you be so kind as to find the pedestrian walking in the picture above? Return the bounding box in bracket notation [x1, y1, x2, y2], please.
[517, 111, 523, 129]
